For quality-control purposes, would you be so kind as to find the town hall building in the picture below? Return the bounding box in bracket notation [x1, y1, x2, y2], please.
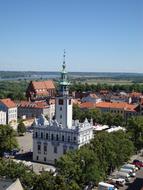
[33, 54, 93, 164]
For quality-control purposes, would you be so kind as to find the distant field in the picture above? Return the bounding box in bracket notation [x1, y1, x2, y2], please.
[78, 78, 134, 85]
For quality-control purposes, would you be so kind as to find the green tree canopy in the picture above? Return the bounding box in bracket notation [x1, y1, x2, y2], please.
[0, 125, 18, 156]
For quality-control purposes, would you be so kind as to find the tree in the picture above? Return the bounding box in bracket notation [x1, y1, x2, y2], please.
[17, 121, 26, 135]
[127, 116, 143, 151]
[0, 125, 19, 156]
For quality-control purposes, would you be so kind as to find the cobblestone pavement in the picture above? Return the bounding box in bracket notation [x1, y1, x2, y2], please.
[16, 132, 33, 153]
[16, 132, 56, 174]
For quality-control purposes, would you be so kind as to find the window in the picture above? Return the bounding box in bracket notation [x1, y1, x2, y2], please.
[63, 146, 67, 154]
[44, 145, 47, 152]
[69, 99, 71, 105]
[51, 134, 54, 140]
[35, 132, 38, 138]
[38, 144, 41, 151]
[60, 107, 62, 111]
[59, 99, 63, 105]
[74, 136, 76, 141]
[36, 156, 39, 161]
[60, 115, 62, 119]
[56, 134, 59, 141]
[54, 146, 57, 153]
[41, 132, 43, 139]
[44, 157, 46, 162]
[46, 133, 48, 139]
[68, 136, 70, 142]
[62, 135, 64, 141]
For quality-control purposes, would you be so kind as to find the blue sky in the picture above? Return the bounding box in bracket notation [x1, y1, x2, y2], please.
[0, 0, 143, 72]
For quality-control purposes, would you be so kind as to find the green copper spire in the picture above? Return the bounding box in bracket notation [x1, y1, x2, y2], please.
[59, 50, 70, 96]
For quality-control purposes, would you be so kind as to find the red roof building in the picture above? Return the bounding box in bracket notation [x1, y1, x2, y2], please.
[80, 101, 140, 120]
[26, 80, 55, 101]
[17, 100, 55, 120]
[0, 98, 16, 108]
[0, 98, 17, 127]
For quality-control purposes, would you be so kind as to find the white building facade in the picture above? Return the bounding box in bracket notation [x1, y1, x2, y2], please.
[0, 111, 6, 125]
[0, 98, 17, 129]
[33, 55, 93, 164]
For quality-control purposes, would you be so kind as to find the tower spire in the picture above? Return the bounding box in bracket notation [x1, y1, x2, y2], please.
[62, 49, 66, 71]
[58, 50, 70, 96]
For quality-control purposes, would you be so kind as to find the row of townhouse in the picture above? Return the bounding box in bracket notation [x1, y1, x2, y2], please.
[73, 91, 143, 104]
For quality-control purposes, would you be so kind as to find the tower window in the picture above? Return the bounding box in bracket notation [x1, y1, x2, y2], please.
[59, 99, 63, 105]
[69, 99, 71, 105]
[41, 132, 43, 139]
[60, 115, 62, 119]
[56, 134, 59, 141]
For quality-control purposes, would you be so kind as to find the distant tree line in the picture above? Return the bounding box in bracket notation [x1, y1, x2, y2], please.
[70, 82, 143, 93]
[0, 80, 143, 101]
[0, 81, 28, 100]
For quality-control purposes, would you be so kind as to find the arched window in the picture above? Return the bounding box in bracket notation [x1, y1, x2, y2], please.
[51, 134, 54, 140]
[62, 135, 64, 141]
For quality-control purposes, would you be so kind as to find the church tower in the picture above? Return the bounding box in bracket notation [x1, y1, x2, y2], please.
[55, 51, 73, 128]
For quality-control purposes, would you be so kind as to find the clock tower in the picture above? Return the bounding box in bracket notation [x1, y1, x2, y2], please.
[55, 51, 73, 128]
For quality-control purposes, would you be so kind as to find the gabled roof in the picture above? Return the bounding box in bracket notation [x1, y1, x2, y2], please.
[0, 98, 16, 108]
[32, 80, 55, 90]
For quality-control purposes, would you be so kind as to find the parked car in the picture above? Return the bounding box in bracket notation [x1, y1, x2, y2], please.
[3, 148, 20, 158]
[123, 164, 138, 172]
[132, 160, 143, 169]
[111, 178, 125, 187]
[120, 168, 136, 177]
[98, 182, 118, 190]
[115, 172, 131, 182]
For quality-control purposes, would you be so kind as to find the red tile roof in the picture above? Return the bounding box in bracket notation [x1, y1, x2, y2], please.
[18, 101, 50, 109]
[0, 98, 16, 108]
[32, 80, 55, 90]
[80, 101, 137, 112]
[96, 102, 137, 112]
[80, 102, 96, 109]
